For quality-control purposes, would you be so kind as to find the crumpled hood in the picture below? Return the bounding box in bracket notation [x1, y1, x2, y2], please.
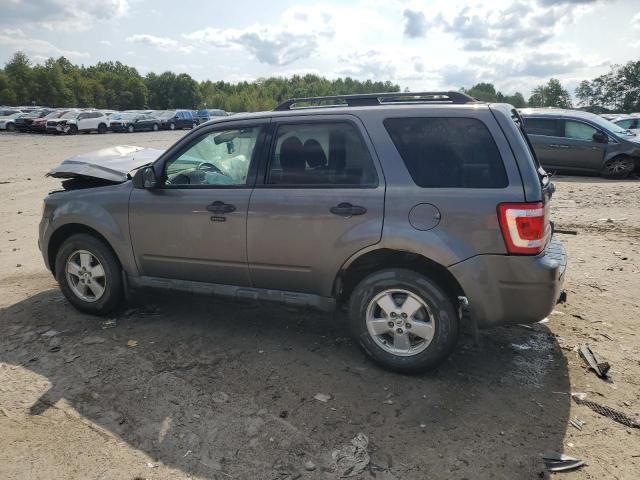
[47, 145, 164, 183]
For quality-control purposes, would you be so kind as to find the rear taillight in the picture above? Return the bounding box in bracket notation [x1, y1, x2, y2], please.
[498, 202, 548, 255]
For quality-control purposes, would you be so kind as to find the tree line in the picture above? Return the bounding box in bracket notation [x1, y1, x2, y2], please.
[1, 52, 638, 113]
[0, 52, 399, 112]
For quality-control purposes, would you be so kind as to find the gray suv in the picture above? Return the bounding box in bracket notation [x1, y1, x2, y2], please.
[521, 108, 640, 178]
[39, 92, 566, 372]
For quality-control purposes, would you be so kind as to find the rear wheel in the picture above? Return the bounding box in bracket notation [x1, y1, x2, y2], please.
[55, 234, 123, 315]
[348, 269, 458, 372]
[601, 156, 635, 179]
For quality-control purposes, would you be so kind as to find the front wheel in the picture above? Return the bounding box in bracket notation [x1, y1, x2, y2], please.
[152, 123, 159, 131]
[348, 269, 458, 373]
[169, 122, 176, 131]
[601, 156, 635, 179]
[67, 125, 78, 135]
[127, 124, 135, 133]
[6, 123, 15, 132]
[54, 234, 123, 315]
[192, 121, 197, 129]
[98, 123, 107, 134]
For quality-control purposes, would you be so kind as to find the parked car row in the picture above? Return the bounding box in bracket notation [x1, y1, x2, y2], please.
[520, 109, 640, 179]
[0, 107, 229, 134]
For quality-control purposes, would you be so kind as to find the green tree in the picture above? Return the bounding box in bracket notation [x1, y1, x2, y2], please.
[574, 80, 594, 108]
[4, 52, 34, 105]
[528, 78, 572, 108]
[466, 82, 498, 102]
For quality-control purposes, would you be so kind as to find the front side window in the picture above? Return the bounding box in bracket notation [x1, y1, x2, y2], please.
[267, 122, 377, 186]
[384, 117, 508, 188]
[564, 120, 597, 141]
[164, 127, 262, 186]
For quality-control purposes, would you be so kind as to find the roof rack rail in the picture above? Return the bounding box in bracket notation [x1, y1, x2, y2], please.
[273, 91, 477, 111]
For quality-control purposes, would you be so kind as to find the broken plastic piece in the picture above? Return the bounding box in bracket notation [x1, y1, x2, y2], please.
[543, 452, 585, 472]
[579, 344, 610, 378]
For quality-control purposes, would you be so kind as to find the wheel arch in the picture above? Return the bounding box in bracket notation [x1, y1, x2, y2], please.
[47, 223, 122, 274]
[333, 248, 465, 309]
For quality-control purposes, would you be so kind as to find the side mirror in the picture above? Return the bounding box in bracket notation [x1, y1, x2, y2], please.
[593, 131, 608, 143]
[132, 166, 158, 189]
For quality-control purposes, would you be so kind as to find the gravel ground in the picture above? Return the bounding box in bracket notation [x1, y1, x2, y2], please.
[0, 130, 639, 480]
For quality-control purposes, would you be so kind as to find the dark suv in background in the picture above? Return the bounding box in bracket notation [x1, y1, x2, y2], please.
[40, 92, 566, 372]
[521, 108, 640, 178]
[157, 110, 197, 130]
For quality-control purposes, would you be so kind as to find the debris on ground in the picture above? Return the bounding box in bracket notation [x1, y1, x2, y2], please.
[572, 395, 640, 428]
[554, 229, 578, 235]
[579, 344, 610, 379]
[314, 393, 332, 403]
[81, 336, 105, 345]
[65, 353, 80, 363]
[211, 392, 229, 404]
[304, 461, 317, 471]
[101, 319, 117, 329]
[126, 340, 138, 348]
[569, 418, 585, 431]
[41, 329, 59, 338]
[331, 433, 370, 478]
[543, 452, 585, 472]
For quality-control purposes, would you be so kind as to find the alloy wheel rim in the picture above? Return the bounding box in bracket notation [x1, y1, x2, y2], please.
[65, 250, 106, 302]
[365, 289, 435, 357]
[607, 158, 631, 174]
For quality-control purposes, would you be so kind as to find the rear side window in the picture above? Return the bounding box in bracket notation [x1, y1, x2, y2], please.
[523, 117, 560, 137]
[267, 122, 378, 186]
[384, 117, 508, 188]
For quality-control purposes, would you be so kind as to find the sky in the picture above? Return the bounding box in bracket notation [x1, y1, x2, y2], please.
[1, 0, 639, 97]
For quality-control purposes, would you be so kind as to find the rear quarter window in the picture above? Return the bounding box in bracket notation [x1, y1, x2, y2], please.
[383, 117, 508, 188]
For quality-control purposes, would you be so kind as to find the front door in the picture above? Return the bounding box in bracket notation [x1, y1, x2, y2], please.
[129, 121, 268, 285]
[550, 119, 606, 172]
[247, 117, 385, 297]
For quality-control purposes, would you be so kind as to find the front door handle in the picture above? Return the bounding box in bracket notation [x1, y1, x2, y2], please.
[330, 202, 367, 217]
[207, 201, 236, 214]
[549, 144, 570, 149]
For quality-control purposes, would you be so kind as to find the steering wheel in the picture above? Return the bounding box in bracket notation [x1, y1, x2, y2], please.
[197, 162, 224, 175]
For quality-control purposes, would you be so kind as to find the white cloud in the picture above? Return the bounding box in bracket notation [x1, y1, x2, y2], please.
[184, 6, 335, 66]
[0, 0, 129, 32]
[99, 40, 112, 46]
[0, 28, 89, 59]
[632, 11, 640, 28]
[127, 34, 192, 54]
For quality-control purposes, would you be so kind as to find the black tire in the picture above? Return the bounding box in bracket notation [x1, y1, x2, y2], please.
[97, 123, 107, 134]
[601, 156, 635, 179]
[67, 124, 78, 135]
[54, 233, 123, 315]
[169, 122, 176, 131]
[127, 124, 135, 133]
[152, 123, 159, 131]
[6, 123, 15, 132]
[348, 268, 458, 373]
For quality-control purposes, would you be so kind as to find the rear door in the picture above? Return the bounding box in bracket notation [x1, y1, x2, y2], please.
[522, 117, 563, 170]
[247, 115, 385, 296]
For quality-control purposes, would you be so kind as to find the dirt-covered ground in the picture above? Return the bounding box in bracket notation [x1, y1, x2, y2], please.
[0, 130, 638, 480]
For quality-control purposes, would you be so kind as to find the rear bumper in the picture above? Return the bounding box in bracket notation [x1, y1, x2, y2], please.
[449, 237, 567, 329]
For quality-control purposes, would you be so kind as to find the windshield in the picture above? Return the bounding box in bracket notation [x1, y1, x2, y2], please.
[111, 113, 137, 120]
[61, 111, 79, 119]
[157, 110, 175, 119]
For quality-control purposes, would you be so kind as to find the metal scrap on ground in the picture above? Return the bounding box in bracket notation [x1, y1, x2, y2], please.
[579, 344, 610, 378]
[331, 432, 370, 478]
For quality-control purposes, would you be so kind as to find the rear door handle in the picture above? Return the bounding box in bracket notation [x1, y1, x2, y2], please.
[549, 144, 570, 149]
[330, 202, 367, 217]
[207, 201, 236, 214]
